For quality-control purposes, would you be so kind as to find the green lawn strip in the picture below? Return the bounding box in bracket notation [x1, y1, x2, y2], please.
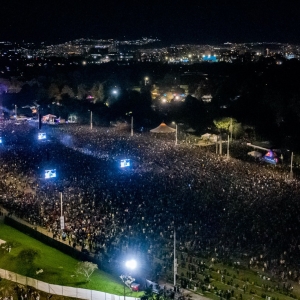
[0, 224, 143, 297]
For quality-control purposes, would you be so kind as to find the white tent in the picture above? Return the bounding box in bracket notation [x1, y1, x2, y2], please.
[248, 151, 262, 158]
[42, 114, 57, 123]
[201, 133, 218, 142]
[186, 127, 196, 133]
[150, 123, 176, 133]
[201, 133, 211, 140]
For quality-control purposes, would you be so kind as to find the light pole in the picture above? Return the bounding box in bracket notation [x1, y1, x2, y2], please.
[290, 152, 294, 179]
[227, 135, 230, 160]
[60, 192, 64, 230]
[89, 110, 93, 130]
[144, 77, 149, 86]
[123, 259, 137, 300]
[172, 122, 178, 146]
[174, 229, 177, 288]
[230, 118, 233, 142]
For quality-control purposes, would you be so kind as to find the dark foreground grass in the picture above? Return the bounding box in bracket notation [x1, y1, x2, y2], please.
[0, 223, 142, 297]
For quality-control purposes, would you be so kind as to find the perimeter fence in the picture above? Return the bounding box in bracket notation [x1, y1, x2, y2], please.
[0, 268, 139, 300]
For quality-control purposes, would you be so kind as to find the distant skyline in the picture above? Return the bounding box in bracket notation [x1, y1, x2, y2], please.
[1, 0, 300, 44]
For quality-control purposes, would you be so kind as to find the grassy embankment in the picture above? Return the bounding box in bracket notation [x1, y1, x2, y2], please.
[0, 223, 143, 297]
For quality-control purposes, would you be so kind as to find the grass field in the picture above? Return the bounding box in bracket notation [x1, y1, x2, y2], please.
[0, 223, 143, 297]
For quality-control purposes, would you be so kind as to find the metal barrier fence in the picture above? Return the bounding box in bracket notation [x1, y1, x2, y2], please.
[0, 268, 139, 300]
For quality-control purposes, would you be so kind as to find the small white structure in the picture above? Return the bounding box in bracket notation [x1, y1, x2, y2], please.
[42, 114, 57, 124]
[248, 151, 262, 158]
[68, 114, 77, 123]
[201, 133, 218, 142]
[202, 95, 212, 103]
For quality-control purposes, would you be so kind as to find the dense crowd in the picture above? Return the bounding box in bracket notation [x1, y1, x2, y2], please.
[1, 120, 300, 284]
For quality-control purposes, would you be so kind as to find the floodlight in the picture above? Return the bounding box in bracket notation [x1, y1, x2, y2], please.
[125, 259, 137, 270]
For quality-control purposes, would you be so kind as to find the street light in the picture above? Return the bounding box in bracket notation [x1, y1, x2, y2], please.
[88, 110, 93, 129]
[60, 192, 65, 231]
[12, 104, 17, 119]
[123, 259, 137, 300]
[172, 122, 178, 146]
[126, 111, 133, 137]
[227, 135, 230, 160]
[125, 259, 137, 270]
[144, 77, 149, 86]
[290, 151, 294, 179]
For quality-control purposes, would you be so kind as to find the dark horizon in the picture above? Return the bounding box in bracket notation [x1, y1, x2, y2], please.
[1, 0, 300, 45]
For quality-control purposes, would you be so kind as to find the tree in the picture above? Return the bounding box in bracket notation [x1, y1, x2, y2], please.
[61, 85, 75, 98]
[194, 81, 210, 100]
[75, 261, 98, 282]
[17, 248, 40, 265]
[48, 83, 61, 101]
[17, 248, 40, 276]
[77, 84, 87, 100]
[213, 117, 238, 133]
[90, 82, 105, 103]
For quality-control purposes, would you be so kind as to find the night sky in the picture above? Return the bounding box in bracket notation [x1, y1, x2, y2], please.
[1, 0, 300, 44]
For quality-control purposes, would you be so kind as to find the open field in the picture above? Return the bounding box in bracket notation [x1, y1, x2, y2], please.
[0, 223, 143, 297]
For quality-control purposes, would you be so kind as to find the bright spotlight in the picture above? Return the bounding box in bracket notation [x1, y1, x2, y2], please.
[125, 259, 137, 270]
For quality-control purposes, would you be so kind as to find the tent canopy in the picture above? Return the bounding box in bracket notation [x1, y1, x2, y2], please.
[150, 123, 176, 133]
[201, 133, 211, 139]
[186, 127, 196, 133]
[43, 114, 57, 118]
[201, 133, 218, 142]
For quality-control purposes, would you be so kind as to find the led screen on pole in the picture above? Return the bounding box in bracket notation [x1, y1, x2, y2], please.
[38, 133, 46, 140]
[120, 159, 131, 168]
[45, 169, 56, 179]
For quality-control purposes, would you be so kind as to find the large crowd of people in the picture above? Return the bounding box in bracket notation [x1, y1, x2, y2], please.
[1, 120, 300, 285]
